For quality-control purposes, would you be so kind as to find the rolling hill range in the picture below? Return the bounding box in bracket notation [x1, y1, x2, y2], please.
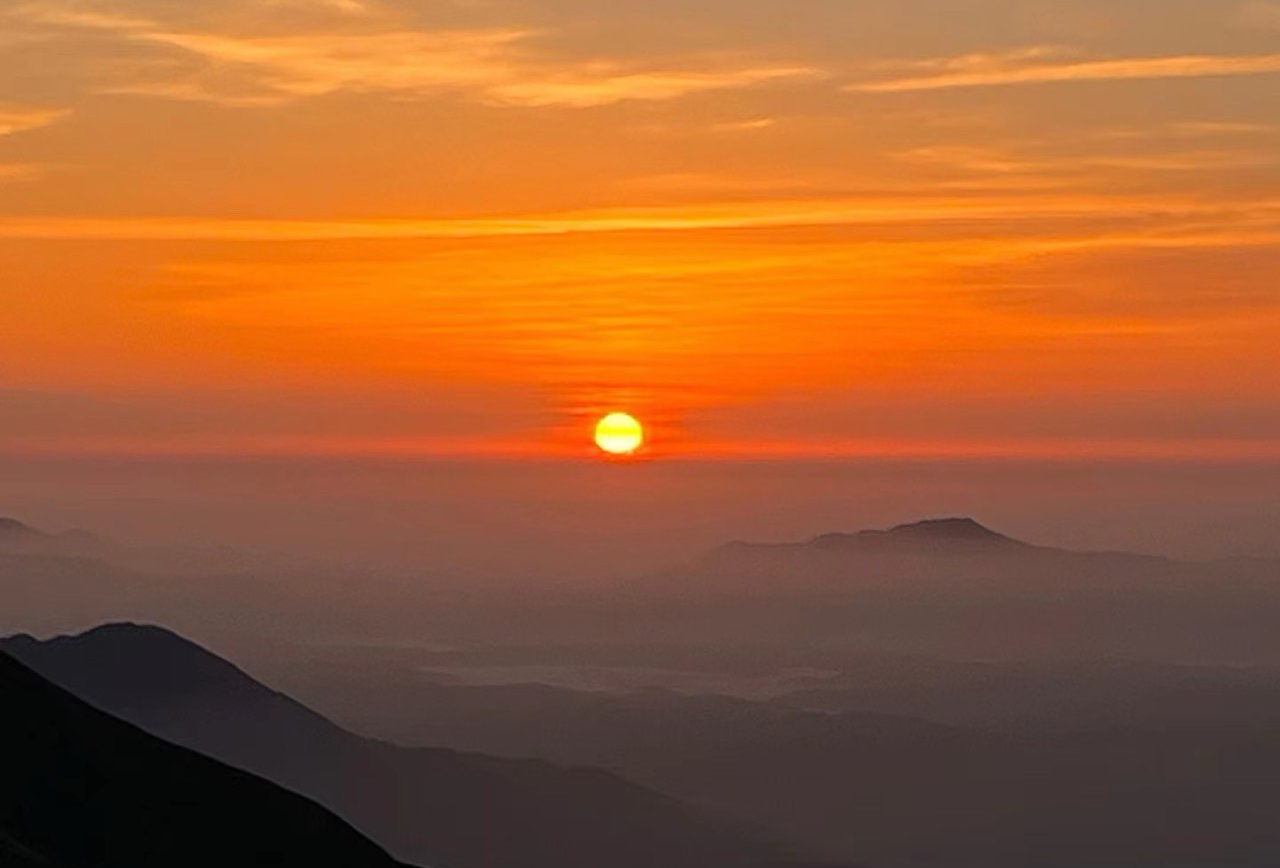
[0, 647, 410, 868]
[297, 676, 1280, 868]
[2, 623, 781, 868]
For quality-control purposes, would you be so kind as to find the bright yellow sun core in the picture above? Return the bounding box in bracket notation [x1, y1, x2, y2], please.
[594, 412, 645, 455]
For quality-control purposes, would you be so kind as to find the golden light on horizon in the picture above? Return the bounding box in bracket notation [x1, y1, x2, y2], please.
[2, 0, 1278, 466]
[594, 412, 645, 456]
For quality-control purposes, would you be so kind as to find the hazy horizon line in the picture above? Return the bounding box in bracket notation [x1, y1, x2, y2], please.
[2, 433, 1279, 462]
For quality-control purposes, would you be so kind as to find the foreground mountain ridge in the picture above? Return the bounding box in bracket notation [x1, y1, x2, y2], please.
[2, 623, 782, 868]
[15, 620, 1280, 868]
[0, 647, 410, 868]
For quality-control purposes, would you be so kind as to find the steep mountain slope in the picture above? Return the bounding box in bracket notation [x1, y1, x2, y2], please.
[3, 624, 779, 868]
[0, 649, 410, 868]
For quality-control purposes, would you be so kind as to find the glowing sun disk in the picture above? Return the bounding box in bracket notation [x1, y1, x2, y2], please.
[594, 412, 644, 455]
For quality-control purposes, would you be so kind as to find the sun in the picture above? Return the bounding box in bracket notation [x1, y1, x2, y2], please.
[594, 412, 645, 456]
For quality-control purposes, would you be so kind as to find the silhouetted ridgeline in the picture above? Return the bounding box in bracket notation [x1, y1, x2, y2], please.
[13, 622, 1280, 867]
[2, 624, 783, 868]
[0, 648, 408, 868]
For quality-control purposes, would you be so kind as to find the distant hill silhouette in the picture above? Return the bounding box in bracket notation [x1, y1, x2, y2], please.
[0, 515, 264, 577]
[6, 514, 1280, 663]
[713, 517, 1118, 560]
[0, 648, 409, 868]
[3, 624, 780, 868]
[254, 648, 1280, 868]
[809, 517, 1031, 552]
[354, 680, 1280, 868]
[772, 656, 1280, 728]
[638, 516, 1280, 662]
[0, 517, 43, 541]
[0, 517, 107, 553]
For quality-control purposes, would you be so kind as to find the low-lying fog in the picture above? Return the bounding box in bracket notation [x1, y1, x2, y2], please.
[4, 454, 1278, 577]
[3, 453, 1279, 674]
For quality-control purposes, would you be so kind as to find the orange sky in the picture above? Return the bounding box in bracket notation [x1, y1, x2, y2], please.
[2, 0, 1279, 459]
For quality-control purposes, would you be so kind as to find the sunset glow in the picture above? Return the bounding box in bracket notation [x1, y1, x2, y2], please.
[6, 4, 1280, 865]
[0, 0, 1277, 461]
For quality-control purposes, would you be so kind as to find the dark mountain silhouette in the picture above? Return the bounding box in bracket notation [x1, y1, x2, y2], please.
[18, 622, 1280, 866]
[2, 623, 780, 868]
[0, 517, 42, 540]
[0, 517, 106, 553]
[710, 517, 1144, 562]
[813, 517, 1032, 553]
[0, 648, 409, 868]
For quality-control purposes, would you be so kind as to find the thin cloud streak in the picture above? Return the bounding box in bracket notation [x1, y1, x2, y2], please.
[898, 144, 1277, 175]
[0, 104, 70, 136]
[3, 432, 1277, 462]
[1, 195, 1278, 241]
[850, 51, 1280, 93]
[12, 4, 817, 107]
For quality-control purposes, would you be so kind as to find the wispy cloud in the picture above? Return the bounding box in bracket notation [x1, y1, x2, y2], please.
[708, 117, 776, 133]
[1, 193, 1277, 241]
[1085, 120, 1275, 142]
[486, 66, 811, 109]
[262, 0, 372, 15]
[894, 145, 1047, 174]
[849, 48, 1280, 93]
[897, 143, 1276, 176]
[1086, 150, 1276, 171]
[0, 104, 70, 136]
[12, 4, 817, 107]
